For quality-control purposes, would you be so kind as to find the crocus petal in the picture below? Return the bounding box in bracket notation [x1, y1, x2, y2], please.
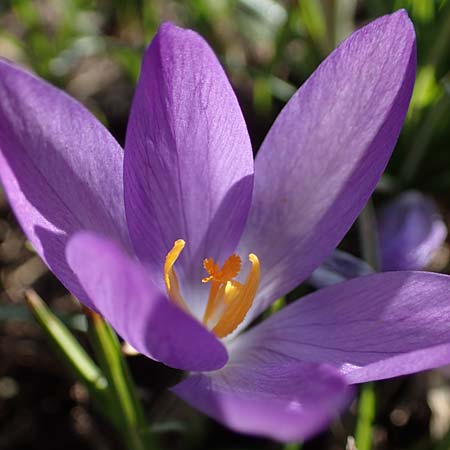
[124, 22, 253, 315]
[309, 249, 374, 288]
[0, 60, 129, 309]
[66, 232, 228, 371]
[172, 359, 349, 442]
[379, 191, 447, 271]
[234, 271, 450, 384]
[239, 10, 416, 319]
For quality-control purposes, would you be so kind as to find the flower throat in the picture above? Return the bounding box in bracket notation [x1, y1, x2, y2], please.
[164, 239, 260, 338]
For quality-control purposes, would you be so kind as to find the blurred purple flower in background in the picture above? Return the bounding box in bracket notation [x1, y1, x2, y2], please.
[311, 191, 447, 288]
[380, 190, 447, 270]
[309, 249, 375, 288]
[2, 10, 450, 442]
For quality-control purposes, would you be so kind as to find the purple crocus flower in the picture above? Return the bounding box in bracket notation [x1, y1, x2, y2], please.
[2, 11, 450, 442]
[311, 191, 447, 288]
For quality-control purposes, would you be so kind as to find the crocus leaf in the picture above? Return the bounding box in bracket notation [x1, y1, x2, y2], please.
[25, 290, 109, 406]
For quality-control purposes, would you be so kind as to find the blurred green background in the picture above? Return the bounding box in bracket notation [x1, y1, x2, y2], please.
[1, 0, 449, 188]
[0, 1, 449, 449]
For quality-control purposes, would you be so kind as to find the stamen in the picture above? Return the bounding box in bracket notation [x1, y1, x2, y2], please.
[163, 240, 260, 339]
[211, 254, 260, 338]
[164, 239, 190, 312]
[202, 254, 242, 325]
[202, 253, 260, 338]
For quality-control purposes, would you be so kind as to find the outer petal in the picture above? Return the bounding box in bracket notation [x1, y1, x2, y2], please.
[172, 359, 349, 442]
[0, 60, 128, 309]
[239, 10, 416, 319]
[233, 271, 450, 384]
[124, 22, 253, 315]
[66, 232, 228, 372]
[379, 191, 447, 271]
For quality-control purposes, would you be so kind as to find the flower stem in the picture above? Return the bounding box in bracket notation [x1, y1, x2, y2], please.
[283, 443, 302, 450]
[357, 200, 380, 271]
[433, 426, 450, 450]
[354, 382, 376, 450]
[355, 200, 379, 450]
[86, 309, 158, 450]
